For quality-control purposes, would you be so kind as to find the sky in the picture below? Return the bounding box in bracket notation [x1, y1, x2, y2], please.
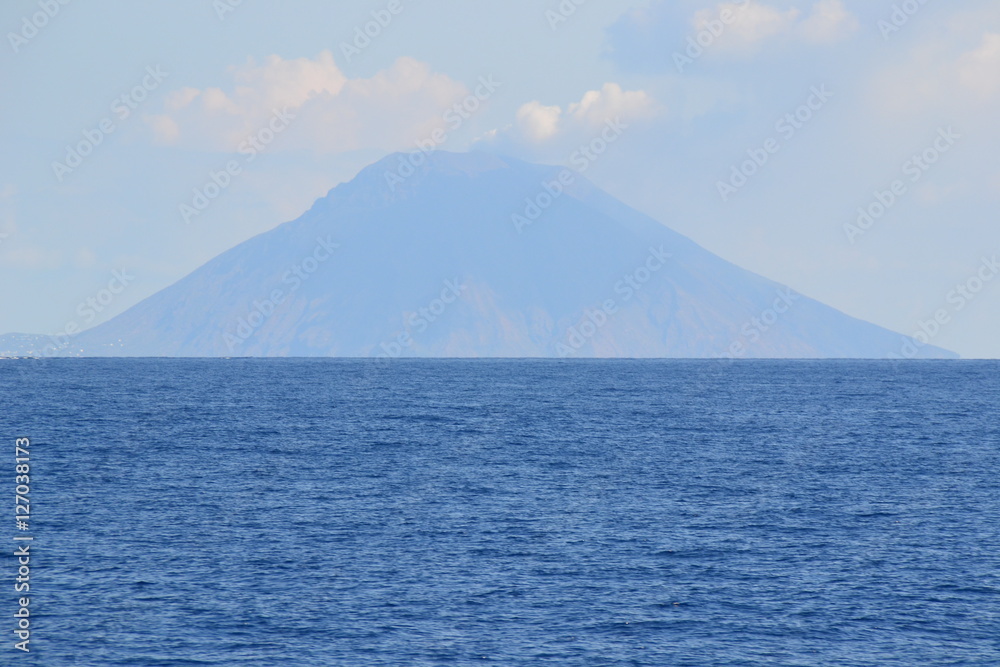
[1, 0, 999, 357]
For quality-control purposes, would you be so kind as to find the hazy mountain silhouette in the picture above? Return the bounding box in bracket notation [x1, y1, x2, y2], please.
[16, 151, 957, 358]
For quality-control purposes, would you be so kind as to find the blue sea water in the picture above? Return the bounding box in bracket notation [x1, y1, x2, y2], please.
[1, 359, 998, 666]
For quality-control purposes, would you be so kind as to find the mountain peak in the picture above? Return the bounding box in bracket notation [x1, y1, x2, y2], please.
[35, 151, 956, 359]
[324, 150, 561, 208]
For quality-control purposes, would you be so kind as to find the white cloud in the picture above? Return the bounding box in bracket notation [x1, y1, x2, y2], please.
[231, 51, 348, 110]
[165, 87, 201, 112]
[0, 245, 62, 270]
[145, 114, 180, 145]
[516, 102, 562, 143]
[511, 83, 658, 145]
[145, 52, 471, 154]
[568, 83, 656, 127]
[957, 33, 1000, 97]
[696, 3, 799, 53]
[850, 15, 1000, 232]
[871, 31, 1000, 117]
[692, 0, 856, 55]
[797, 0, 859, 44]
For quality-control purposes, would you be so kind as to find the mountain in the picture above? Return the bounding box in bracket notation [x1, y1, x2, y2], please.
[19, 151, 955, 358]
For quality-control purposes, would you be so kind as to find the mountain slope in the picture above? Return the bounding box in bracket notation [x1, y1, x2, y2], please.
[47, 151, 955, 358]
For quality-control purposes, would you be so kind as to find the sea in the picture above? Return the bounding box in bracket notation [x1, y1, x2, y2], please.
[1, 359, 998, 666]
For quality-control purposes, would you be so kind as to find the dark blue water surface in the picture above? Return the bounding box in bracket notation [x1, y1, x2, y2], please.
[1, 359, 999, 666]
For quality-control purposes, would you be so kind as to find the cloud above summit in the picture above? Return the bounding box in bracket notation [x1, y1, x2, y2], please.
[144, 52, 471, 154]
[513, 83, 657, 143]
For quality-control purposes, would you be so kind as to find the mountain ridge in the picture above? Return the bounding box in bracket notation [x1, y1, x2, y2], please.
[4, 151, 957, 359]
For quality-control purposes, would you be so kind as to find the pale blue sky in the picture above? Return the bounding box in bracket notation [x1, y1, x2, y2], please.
[2, 0, 999, 357]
